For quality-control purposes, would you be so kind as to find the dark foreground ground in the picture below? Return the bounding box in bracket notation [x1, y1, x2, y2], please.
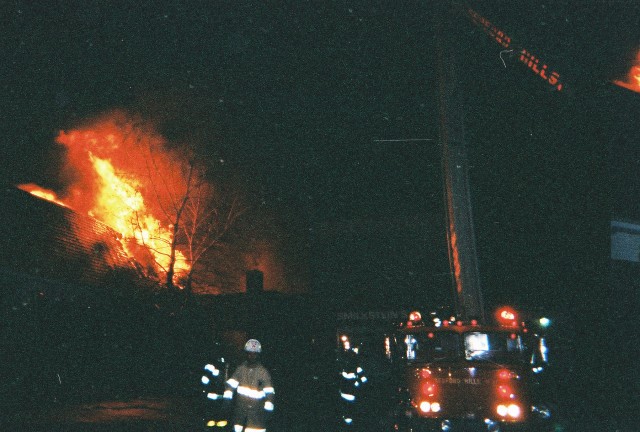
[1, 382, 637, 432]
[2, 290, 636, 431]
[2, 395, 336, 432]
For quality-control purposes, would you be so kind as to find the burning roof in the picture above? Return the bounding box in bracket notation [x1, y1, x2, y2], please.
[613, 50, 640, 94]
[17, 111, 194, 287]
[0, 186, 137, 288]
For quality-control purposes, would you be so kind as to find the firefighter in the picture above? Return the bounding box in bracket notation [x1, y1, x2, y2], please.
[338, 347, 368, 428]
[199, 344, 230, 428]
[224, 339, 275, 432]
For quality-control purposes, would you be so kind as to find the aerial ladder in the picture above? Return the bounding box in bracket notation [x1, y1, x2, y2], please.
[435, 3, 607, 323]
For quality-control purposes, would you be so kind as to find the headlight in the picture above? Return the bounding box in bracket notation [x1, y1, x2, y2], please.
[419, 401, 441, 413]
[420, 401, 431, 412]
[507, 404, 521, 418]
[496, 404, 521, 418]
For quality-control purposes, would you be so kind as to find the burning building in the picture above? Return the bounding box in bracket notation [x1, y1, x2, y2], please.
[6, 110, 295, 296]
[0, 185, 138, 292]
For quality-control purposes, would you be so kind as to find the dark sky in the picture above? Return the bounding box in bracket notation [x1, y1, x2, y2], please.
[2, 1, 640, 312]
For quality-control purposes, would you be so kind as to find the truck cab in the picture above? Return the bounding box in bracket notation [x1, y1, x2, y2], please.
[388, 308, 553, 431]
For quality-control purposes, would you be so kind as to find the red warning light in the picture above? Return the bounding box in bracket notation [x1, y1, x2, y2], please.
[501, 310, 515, 321]
[498, 369, 514, 380]
[422, 382, 437, 396]
[409, 311, 422, 322]
[497, 384, 513, 398]
[495, 307, 518, 326]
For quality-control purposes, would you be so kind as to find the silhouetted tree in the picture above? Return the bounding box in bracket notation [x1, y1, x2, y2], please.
[117, 114, 248, 298]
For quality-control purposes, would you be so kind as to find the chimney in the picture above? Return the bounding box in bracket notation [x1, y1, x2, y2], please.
[246, 270, 264, 295]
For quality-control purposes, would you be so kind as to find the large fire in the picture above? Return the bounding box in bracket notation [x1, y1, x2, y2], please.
[20, 111, 191, 286]
[613, 51, 640, 93]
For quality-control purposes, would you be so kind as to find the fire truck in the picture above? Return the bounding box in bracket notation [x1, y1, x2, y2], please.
[386, 307, 553, 432]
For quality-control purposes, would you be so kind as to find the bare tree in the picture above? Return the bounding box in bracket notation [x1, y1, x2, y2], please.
[108, 113, 248, 296]
[177, 162, 248, 296]
[142, 152, 248, 296]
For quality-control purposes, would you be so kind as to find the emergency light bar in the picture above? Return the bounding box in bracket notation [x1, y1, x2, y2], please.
[403, 307, 525, 328]
[406, 311, 424, 328]
[495, 306, 519, 327]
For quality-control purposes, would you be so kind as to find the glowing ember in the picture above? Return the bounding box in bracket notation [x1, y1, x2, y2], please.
[614, 51, 640, 93]
[18, 183, 68, 208]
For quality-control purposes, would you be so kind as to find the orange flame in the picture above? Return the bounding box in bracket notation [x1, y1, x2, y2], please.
[18, 183, 68, 208]
[614, 51, 640, 93]
[25, 111, 192, 285]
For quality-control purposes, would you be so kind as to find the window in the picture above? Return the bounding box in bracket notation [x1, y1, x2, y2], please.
[403, 332, 461, 362]
[399, 331, 525, 364]
[464, 332, 524, 363]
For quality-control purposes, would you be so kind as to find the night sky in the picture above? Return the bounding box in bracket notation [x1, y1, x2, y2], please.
[2, 1, 640, 313]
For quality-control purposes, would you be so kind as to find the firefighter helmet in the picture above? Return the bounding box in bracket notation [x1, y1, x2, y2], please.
[244, 339, 262, 353]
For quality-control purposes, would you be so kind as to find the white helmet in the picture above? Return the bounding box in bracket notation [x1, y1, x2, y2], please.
[244, 339, 262, 353]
